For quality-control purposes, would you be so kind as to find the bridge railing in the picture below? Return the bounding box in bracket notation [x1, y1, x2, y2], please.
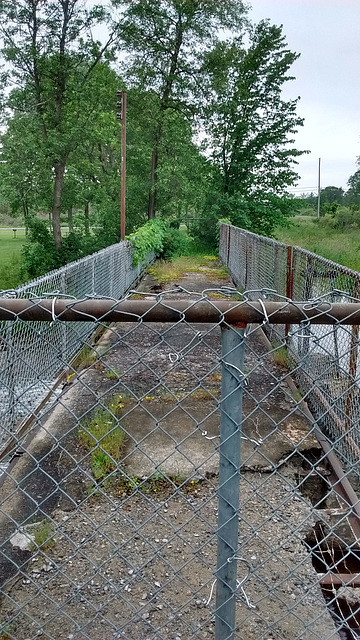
[0, 241, 153, 448]
[220, 222, 360, 472]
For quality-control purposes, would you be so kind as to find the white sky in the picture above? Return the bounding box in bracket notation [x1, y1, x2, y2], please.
[249, 0, 360, 194]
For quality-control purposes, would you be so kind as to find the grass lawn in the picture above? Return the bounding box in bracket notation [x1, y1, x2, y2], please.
[0, 228, 26, 290]
[276, 217, 360, 272]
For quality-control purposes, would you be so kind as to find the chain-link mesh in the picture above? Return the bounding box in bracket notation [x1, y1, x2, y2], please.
[1, 226, 360, 639]
[1, 284, 360, 639]
[220, 223, 360, 478]
[0, 241, 153, 450]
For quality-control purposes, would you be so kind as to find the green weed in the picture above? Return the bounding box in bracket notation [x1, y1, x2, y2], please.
[272, 346, 288, 367]
[117, 471, 199, 496]
[0, 622, 12, 640]
[104, 367, 120, 380]
[79, 396, 125, 481]
[72, 344, 98, 370]
[31, 519, 55, 550]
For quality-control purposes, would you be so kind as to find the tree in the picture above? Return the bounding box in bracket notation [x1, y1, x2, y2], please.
[202, 20, 306, 235]
[0, 0, 114, 247]
[320, 186, 344, 204]
[346, 164, 360, 206]
[113, 0, 247, 219]
[0, 110, 52, 223]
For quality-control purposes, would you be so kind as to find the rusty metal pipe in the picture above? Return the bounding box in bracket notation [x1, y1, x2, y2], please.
[2, 299, 360, 323]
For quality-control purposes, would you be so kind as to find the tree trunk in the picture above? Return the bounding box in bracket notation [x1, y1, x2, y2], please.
[68, 207, 73, 232]
[84, 202, 90, 235]
[23, 202, 30, 236]
[147, 147, 159, 219]
[53, 162, 65, 248]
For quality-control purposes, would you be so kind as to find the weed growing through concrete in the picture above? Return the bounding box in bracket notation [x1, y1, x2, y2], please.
[104, 367, 120, 380]
[272, 345, 289, 367]
[0, 622, 12, 640]
[32, 519, 55, 550]
[117, 471, 201, 497]
[72, 344, 98, 370]
[147, 256, 228, 284]
[79, 395, 125, 481]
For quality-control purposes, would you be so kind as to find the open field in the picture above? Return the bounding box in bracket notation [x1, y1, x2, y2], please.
[276, 216, 360, 272]
[0, 228, 26, 290]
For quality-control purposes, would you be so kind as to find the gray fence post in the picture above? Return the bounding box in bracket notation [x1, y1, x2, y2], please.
[215, 323, 246, 640]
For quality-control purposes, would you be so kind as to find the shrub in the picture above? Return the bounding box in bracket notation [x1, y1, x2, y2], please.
[161, 227, 194, 259]
[127, 218, 167, 265]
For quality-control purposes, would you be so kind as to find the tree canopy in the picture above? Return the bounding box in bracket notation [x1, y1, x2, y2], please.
[0, 0, 308, 264]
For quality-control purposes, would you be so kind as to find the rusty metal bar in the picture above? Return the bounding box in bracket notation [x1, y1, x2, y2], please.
[345, 279, 360, 429]
[320, 573, 360, 587]
[3, 298, 360, 324]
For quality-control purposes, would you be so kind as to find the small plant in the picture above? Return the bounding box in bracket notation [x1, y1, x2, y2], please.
[104, 367, 120, 380]
[0, 622, 12, 640]
[118, 474, 142, 495]
[32, 519, 55, 550]
[272, 345, 288, 367]
[79, 396, 125, 481]
[72, 344, 98, 370]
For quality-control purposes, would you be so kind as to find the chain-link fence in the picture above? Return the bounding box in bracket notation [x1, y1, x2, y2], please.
[0, 241, 153, 451]
[220, 223, 360, 477]
[1, 286, 360, 639]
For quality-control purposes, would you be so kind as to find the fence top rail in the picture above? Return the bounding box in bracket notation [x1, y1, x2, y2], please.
[292, 243, 360, 280]
[4, 239, 131, 296]
[220, 223, 289, 249]
[1, 297, 360, 324]
[221, 222, 360, 281]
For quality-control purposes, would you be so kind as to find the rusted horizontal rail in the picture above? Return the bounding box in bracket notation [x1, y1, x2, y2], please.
[320, 573, 360, 587]
[1, 298, 360, 323]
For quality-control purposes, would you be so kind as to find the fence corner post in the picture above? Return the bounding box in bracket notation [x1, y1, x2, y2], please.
[215, 322, 246, 640]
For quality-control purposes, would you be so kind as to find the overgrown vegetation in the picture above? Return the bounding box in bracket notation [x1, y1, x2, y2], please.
[79, 396, 126, 481]
[147, 255, 227, 283]
[127, 218, 167, 265]
[276, 214, 360, 271]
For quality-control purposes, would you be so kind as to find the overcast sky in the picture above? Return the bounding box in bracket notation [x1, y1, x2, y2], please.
[249, 0, 360, 194]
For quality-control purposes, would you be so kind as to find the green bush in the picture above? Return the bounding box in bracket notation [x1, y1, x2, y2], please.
[127, 218, 167, 265]
[22, 218, 109, 278]
[161, 227, 194, 259]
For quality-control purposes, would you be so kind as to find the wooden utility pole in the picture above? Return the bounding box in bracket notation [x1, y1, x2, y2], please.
[117, 90, 127, 241]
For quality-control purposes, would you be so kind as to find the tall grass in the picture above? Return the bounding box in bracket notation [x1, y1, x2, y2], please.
[276, 217, 360, 271]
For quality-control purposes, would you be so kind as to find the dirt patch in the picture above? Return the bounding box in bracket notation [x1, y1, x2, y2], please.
[1, 470, 336, 640]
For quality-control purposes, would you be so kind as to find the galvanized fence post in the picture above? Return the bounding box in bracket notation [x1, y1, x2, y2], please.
[215, 323, 246, 640]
